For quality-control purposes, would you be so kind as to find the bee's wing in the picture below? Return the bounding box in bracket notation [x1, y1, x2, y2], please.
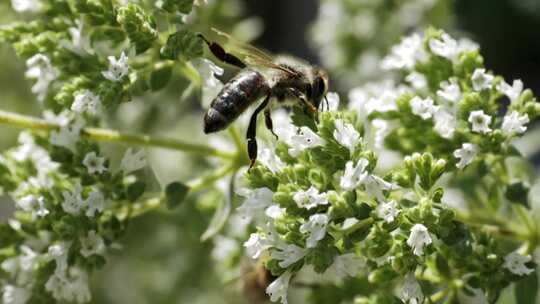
[211, 28, 300, 76]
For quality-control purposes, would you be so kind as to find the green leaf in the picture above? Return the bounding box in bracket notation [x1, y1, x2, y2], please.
[160, 29, 203, 61]
[126, 181, 146, 202]
[159, 0, 194, 14]
[117, 4, 158, 54]
[515, 271, 538, 304]
[505, 182, 530, 207]
[149, 65, 173, 91]
[165, 182, 189, 209]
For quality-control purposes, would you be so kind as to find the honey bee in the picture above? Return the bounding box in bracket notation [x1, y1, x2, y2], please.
[200, 29, 330, 168]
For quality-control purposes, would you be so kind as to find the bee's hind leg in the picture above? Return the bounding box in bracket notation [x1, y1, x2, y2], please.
[247, 95, 271, 169]
[198, 34, 246, 69]
[264, 109, 278, 140]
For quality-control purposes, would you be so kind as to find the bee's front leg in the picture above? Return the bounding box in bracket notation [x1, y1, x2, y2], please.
[289, 88, 319, 122]
[247, 95, 271, 169]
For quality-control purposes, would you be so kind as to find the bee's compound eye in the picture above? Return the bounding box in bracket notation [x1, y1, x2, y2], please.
[313, 76, 326, 99]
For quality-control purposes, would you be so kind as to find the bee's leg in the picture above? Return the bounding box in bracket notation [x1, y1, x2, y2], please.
[198, 34, 246, 69]
[264, 109, 278, 140]
[247, 95, 271, 169]
[288, 88, 319, 123]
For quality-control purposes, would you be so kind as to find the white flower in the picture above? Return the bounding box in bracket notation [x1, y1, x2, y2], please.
[453, 143, 477, 169]
[211, 236, 238, 261]
[47, 242, 70, 273]
[407, 224, 432, 256]
[364, 175, 394, 202]
[2, 285, 30, 304]
[16, 195, 49, 220]
[19, 245, 39, 272]
[271, 243, 307, 268]
[410, 96, 439, 120]
[340, 159, 369, 191]
[50, 118, 84, 153]
[348, 80, 403, 118]
[503, 251, 534, 276]
[497, 79, 523, 102]
[236, 187, 274, 219]
[293, 186, 328, 210]
[120, 148, 146, 174]
[323, 91, 340, 111]
[45, 267, 91, 304]
[468, 110, 492, 134]
[85, 189, 105, 217]
[457, 38, 480, 54]
[288, 127, 325, 157]
[101, 52, 129, 82]
[25, 54, 57, 102]
[376, 200, 400, 223]
[371, 119, 393, 149]
[11, 0, 42, 13]
[382, 33, 426, 70]
[502, 111, 529, 136]
[324, 253, 365, 280]
[193, 58, 224, 108]
[79, 230, 105, 257]
[471, 68, 494, 91]
[266, 271, 292, 304]
[429, 33, 458, 60]
[82, 152, 107, 174]
[333, 119, 361, 153]
[61, 20, 91, 55]
[433, 110, 457, 139]
[437, 78, 461, 103]
[405, 72, 427, 90]
[244, 233, 271, 259]
[258, 144, 286, 174]
[61, 184, 84, 215]
[300, 214, 329, 248]
[71, 90, 101, 114]
[265, 204, 286, 219]
[401, 273, 424, 304]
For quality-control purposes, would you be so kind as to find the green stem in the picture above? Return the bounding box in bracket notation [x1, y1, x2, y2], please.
[0, 110, 234, 159]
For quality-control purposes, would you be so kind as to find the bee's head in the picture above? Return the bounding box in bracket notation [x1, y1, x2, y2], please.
[309, 68, 329, 110]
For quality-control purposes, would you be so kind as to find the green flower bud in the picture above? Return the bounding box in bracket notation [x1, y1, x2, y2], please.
[117, 4, 158, 54]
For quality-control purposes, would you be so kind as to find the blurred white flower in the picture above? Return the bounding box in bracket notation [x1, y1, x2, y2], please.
[258, 143, 286, 174]
[85, 189, 105, 218]
[193, 58, 224, 108]
[236, 187, 274, 219]
[405, 72, 427, 90]
[45, 266, 91, 304]
[376, 200, 400, 223]
[502, 111, 529, 136]
[454, 143, 477, 170]
[471, 68, 494, 91]
[11, 0, 42, 13]
[340, 159, 369, 191]
[437, 78, 461, 103]
[410, 96, 439, 120]
[497, 79, 523, 102]
[401, 273, 424, 304]
[299, 214, 329, 248]
[364, 175, 395, 202]
[71, 90, 101, 115]
[433, 109, 457, 139]
[16, 195, 49, 220]
[101, 52, 129, 82]
[61, 184, 85, 216]
[288, 127, 325, 157]
[468, 110, 492, 134]
[244, 233, 270, 259]
[120, 148, 146, 174]
[503, 251, 534, 276]
[50, 117, 85, 153]
[293, 186, 328, 210]
[2, 284, 30, 304]
[25, 54, 57, 102]
[79, 230, 106, 257]
[271, 243, 307, 268]
[82, 152, 107, 174]
[266, 271, 292, 304]
[265, 204, 286, 219]
[407, 224, 432, 256]
[333, 119, 361, 153]
[324, 92, 340, 111]
[382, 33, 426, 70]
[429, 33, 459, 61]
[324, 253, 365, 280]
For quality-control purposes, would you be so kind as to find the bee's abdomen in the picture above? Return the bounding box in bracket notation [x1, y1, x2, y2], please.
[204, 70, 269, 133]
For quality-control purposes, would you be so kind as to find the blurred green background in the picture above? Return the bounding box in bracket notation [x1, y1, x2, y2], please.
[1, 0, 539, 303]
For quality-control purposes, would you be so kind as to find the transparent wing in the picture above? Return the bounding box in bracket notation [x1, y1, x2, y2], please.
[210, 28, 299, 76]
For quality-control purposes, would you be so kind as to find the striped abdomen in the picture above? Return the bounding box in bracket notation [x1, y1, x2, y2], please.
[204, 69, 269, 133]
